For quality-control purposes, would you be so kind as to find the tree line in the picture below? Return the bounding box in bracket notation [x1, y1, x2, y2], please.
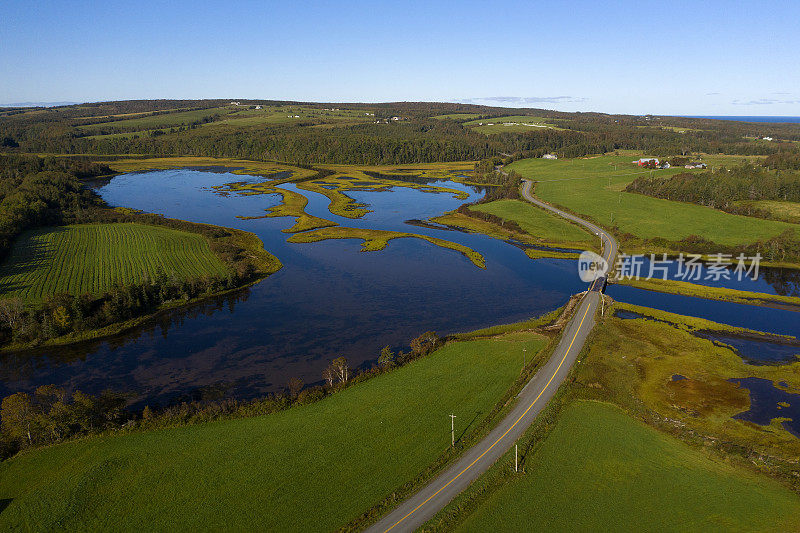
[4, 100, 800, 166]
[625, 161, 800, 210]
[0, 154, 109, 261]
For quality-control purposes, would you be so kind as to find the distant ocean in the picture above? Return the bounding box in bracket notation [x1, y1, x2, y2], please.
[678, 116, 800, 124]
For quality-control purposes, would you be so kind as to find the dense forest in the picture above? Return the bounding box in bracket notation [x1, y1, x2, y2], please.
[2, 100, 800, 165]
[0, 155, 109, 260]
[626, 162, 800, 210]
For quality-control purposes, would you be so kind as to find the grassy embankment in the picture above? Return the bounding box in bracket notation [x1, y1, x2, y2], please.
[287, 226, 486, 268]
[215, 162, 489, 266]
[300, 165, 472, 218]
[101, 156, 488, 266]
[233, 185, 339, 233]
[431, 202, 595, 260]
[102, 156, 319, 181]
[0, 223, 227, 302]
[425, 301, 800, 530]
[0, 324, 552, 531]
[507, 154, 800, 252]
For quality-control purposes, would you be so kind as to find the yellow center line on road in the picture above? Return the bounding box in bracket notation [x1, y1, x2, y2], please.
[383, 302, 593, 532]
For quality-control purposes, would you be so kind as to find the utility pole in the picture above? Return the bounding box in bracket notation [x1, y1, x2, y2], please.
[523, 347, 527, 369]
[515, 444, 518, 472]
[449, 414, 457, 447]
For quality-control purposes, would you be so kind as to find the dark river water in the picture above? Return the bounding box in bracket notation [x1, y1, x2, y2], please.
[615, 255, 800, 297]
[4, 167, 799, 417]
[606, 284, 800, 339]
[0, 169, 587, 407]
[729, 377, 800, 436]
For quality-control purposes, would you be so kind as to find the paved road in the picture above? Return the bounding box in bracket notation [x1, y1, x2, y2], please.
[365, 179, 618, 533]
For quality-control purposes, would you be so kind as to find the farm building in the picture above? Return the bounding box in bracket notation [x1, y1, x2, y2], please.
[635, 157, 659, 166]
[541, 154, 558, 160]
[685, 162, 707, 169]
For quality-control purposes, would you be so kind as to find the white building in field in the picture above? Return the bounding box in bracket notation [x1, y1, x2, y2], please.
[542, 153, 558, 160]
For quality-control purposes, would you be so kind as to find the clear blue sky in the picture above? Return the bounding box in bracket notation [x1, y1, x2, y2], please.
[3, 0, 799, 115]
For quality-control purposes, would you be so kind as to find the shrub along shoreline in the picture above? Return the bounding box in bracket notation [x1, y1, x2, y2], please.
[0, 304, 571, 464]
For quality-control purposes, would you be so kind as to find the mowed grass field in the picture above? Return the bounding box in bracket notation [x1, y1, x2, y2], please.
[453, 401, 800, 532]
[432, 113, 481, 120]
[83, 106, 375, 138]
[76, 106, 234, 132]
[471, 199, 593, 245]
[463, 115, 564, 134]
[507, 155, 800, 246]
[0, 223, 228, 301]
[213, 106, 372, 127]
[0, 333, 548, 531]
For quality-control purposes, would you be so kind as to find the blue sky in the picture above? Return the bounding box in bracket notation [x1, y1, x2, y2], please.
[2, 0, 799, 115]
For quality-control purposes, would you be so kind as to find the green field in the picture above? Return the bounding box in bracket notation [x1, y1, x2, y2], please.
[0, 223, 228, 301]
[80, 104, 371, 137]
[470, 199, 593, 245]
[0, 332, 548, 531]
[587, 303, 800, 456]
[213, 106, 372, 127]
[452, 401, 800, 532]
[738, 200, 800, 224]
[507, 155, 800, 246]
[463, 115, 563, 134]
[432, 113, 481, 120]
[77, 106, 233, 132]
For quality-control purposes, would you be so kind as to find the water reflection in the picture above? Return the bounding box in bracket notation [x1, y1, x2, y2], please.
[694, 331, 800, 365]
[615, 255, 800, 297]
[1, 169, 586, 407]
[607, 285, 800, 339]
[613, 309, 800, 365]
[730, 377, 800, 436]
